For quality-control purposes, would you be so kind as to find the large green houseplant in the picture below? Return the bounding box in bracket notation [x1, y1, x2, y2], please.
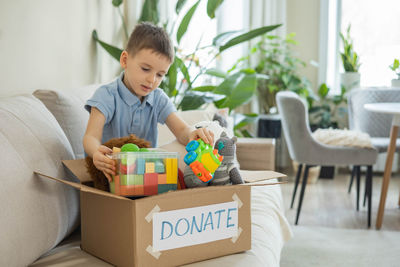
[92, 0, 281, 118]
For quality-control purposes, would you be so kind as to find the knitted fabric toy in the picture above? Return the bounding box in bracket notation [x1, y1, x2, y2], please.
[183, 132, 244, 187]
[210, 132, 244, 186]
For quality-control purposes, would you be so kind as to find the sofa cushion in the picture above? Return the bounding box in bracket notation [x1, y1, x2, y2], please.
[0, 95, 80, 266]
[33, 85, 99, 159]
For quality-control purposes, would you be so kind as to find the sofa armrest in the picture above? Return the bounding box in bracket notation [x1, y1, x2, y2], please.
[236, 138, 275, 171]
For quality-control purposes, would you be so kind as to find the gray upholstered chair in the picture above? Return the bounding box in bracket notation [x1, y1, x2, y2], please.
[347, 88, 400, 195]
[276, 91, 378, 227]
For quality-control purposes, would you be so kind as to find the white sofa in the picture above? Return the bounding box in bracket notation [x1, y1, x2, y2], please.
[0, 86, 292, 267]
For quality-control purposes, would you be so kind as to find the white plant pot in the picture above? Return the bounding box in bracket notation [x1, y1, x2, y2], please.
[340, 72, 361, 91]
[391, 79, 400, 87]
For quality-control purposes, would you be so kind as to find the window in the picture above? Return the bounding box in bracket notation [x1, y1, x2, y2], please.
[322, 0, 400, 92]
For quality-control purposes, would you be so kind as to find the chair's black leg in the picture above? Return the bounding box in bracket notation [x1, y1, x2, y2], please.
[366, 165, 373, 228]
[348, 166, 355, 193]
[291, 163, 303, 209]
[295, 165, 310, 225]
[356, 166, 361, 211]
[363, 170, 368, 207]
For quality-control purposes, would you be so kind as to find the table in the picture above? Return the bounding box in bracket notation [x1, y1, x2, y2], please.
[364, 103, 400, 229]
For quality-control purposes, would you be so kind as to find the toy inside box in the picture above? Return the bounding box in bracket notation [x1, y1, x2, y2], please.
[110, 149, 178, 197]
[36, 160, 285, 267]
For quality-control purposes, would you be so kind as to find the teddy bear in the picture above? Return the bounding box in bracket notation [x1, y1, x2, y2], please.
[85, 134, 150, 192]
[183, 132, 244, 187]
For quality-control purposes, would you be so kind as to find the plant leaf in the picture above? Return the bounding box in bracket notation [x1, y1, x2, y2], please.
[179, 91, 222, 111]
[112, 0, 123, 7]
[192, 86, 217, 92]
[92, 30, 123, 62]
[175, 0, 188, 14]
[177, 0, 200, 44]
[212, 30, 240, 47]
[207, 0, 224, 19]
[139, 0, 159, 24]
[175, 57, 192, 87]
[219, 24, 282, 53]
[214, 71, 257, 111]
[318, 83, 329, 98]
[167, 59, 178, 96]
[205, 68, 227, 78]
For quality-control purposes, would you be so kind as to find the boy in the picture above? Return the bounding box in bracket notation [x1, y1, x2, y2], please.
[83, 22, 214, 181]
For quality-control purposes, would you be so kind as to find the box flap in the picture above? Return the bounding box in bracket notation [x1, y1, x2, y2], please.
[34, 171, 82, 190]
[35, 171, 129, 201]
[62, 159, 92, 183]
[240, 170, 286, 182]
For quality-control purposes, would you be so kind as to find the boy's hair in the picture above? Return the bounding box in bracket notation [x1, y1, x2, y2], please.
[126, 22, 174, 62]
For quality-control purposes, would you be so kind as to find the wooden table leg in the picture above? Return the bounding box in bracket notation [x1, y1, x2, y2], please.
[376, 125, 399, 229]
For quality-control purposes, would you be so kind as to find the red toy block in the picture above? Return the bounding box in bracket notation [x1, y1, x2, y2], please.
[144, 173, 158, 186]
[143, 184, 158, 196]
[120, 163, 136, 174]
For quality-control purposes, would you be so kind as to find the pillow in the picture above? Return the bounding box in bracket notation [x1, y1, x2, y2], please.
[33, 84, 99, 158]
[312, 128, 373, 148]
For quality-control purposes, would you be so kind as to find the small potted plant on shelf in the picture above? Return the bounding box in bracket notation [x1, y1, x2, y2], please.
[389, 58, 400, 87]
[339, 25, 361, 91]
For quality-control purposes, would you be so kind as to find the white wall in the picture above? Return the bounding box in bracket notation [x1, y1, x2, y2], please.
[0, 0, 123, 97]
[286, 0, 320, 91]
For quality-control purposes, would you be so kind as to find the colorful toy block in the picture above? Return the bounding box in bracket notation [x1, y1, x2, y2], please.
[158, 174, 167, 184]
[120, 163, 136, 175]
[154, 160, 165, 173]
[158, 184, 177, 194]
[144, 173, 158, 185]
[121, 174, 136, 185]
[120, 185, 135, 196]
[165, 158, 178, 184]
[135, 185, 144, 195]
[133, 174, 143, 185]
[136, 158, 145, 174]
[145, 162, 155, 173]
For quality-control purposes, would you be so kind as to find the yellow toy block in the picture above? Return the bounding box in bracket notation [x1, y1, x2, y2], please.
[112, 147, 121, 154]
[165, 158, 177, 184]
[145, 162, 155, 173]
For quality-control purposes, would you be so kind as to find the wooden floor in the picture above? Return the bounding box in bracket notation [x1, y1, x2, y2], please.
[280, 167, 400, 231]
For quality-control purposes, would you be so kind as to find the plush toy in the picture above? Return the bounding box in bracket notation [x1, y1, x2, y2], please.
[85, 134, 150, 192]
[210, 132, 244, 185]
[184, 132, 244, 187]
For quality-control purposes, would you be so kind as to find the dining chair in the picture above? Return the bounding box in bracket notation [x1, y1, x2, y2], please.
[347, 88, 400, 202]
[276, 91, 378, 227]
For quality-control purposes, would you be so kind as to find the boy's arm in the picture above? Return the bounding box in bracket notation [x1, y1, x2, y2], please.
[83, 107, 115, 180]
[165, 112, 214, 145]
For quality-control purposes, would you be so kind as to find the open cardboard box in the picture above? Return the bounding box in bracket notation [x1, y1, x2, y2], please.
[35, 159, 285, 267]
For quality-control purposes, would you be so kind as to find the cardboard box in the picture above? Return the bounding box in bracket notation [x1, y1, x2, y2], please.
[35, 159, 285, 267]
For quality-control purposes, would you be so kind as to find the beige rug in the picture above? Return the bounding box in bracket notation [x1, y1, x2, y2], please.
[280, 225, 400, 267]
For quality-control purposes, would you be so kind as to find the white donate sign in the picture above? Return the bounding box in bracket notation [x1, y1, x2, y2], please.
[152, 201, 238, 251]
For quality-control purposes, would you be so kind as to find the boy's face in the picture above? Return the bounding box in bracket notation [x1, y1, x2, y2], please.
[120, 49, 171, 101]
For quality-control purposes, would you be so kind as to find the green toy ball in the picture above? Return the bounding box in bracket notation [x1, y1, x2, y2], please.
[121, 143, 139, 152]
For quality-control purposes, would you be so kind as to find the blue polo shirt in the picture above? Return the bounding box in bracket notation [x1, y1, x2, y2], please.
[85, 72, 176, 147]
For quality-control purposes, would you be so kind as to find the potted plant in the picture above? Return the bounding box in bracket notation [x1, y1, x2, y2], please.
[389, 58, 400, 87]
[250, 33, 313, 138]
[339, 25, 361, 91]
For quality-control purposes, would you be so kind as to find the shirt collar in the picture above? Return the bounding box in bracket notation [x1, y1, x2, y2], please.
[117, 72, 155, 107]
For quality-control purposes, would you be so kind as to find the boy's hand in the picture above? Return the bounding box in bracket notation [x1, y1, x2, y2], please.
[189, 128, 214, 145]
[93, 145, 115, 182]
